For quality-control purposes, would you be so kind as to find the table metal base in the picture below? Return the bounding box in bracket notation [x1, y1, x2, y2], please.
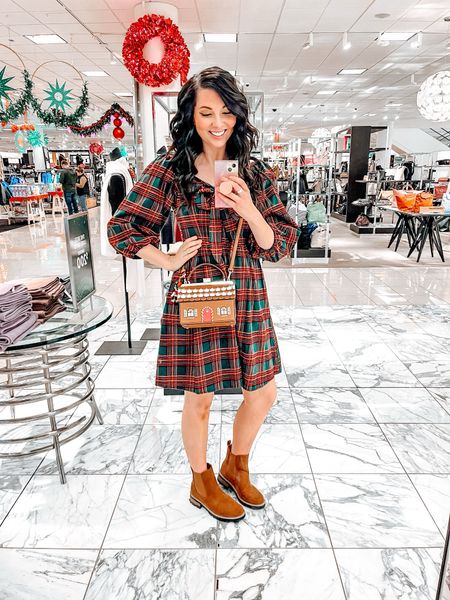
[0, 333, 103, 484]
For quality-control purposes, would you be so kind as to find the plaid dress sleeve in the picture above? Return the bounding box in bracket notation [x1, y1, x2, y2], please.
[107, 156, 175, 259]
[246, 165, 300, 262]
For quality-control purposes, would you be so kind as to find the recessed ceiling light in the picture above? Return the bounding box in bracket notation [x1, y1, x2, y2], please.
[203, 33, 237, 43]
[375, 13, 391, 19]
[367, 113, 376, 116]
[386, 102, 402, 107]
[82, 71, 109, 77]
[378, 32, 415, 42]
[342, 32, 352, 50]
[338, 68, 367, 75]
[317, 90, 336, 95]
[25, 34, 66, 44]
[114, 92, 133, 97]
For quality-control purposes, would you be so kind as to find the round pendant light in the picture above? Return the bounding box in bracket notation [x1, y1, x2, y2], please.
[416, 71, 450, 122]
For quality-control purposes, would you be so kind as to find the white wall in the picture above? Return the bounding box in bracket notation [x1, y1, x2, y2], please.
[391, 128, 449, 154]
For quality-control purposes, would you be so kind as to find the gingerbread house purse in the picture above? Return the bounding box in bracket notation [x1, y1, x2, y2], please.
[173, 218, 243, 329]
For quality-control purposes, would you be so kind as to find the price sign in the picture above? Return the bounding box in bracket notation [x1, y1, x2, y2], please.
[64, 212, 96, 310]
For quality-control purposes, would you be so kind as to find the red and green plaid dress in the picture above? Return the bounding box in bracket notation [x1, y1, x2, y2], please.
[107, 155, 299, 394]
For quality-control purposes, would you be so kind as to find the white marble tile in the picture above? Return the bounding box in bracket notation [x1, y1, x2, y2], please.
[84, 549, 215, 600]
[410, 474, 450, 536]
[95, 360, 156, 389]
[0, 549, 97, 600]
[221, 388, 298, 424]
[221, 423, 310, 474]
[302, 424, 403, 474]
[292, 388, 376, 423]
[0, 475, 30, 523]
[0, 475, 124, 548]
[217, 474, 330, 549]
[381, 424, 450, 473]
[406, 360, 450, 387]
[107, 341, 159, 363]
[130, 424, 221, 474]
[387, 333, 449, 361]
[71, 388, 154, 425]
[37, 425, 141, 475]
[335, 548, 442, 600]
[216, 548, 345, 599]
[104, 474, 218, 549]
[279, 340, 355, 388]
[360, 388, 450, 423]
[0, 423, 61, 475]
[429, 388, 450, 416]
[146, 391, 221, 425]
[315, 474, 443, 548]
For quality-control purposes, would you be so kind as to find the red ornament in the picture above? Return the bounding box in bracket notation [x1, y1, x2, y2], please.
[113, 127, 124, 140]
[1, 122, 6, 127]
[122, 13, 190, 88]
[113, 111, 120, 118]
[11, 124, 18, 133]
[89, 142, 104, 155]
[113, 118, 122, 127]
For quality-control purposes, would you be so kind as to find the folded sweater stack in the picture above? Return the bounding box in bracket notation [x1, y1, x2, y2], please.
[24, 277, 66, 323]
[0, 282, 38, 352]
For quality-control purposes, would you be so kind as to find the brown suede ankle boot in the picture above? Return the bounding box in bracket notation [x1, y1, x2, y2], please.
[218, 440, 266, 509]
[190, 463, 245, 522]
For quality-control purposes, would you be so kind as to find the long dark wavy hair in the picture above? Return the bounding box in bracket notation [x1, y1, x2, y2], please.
[169, 66, 262, 193]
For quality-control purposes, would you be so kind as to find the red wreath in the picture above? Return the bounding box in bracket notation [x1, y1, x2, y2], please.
[122, 14, 190, 88]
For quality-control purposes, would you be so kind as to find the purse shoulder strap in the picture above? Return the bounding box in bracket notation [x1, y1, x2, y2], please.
[227, 217, 243, 279]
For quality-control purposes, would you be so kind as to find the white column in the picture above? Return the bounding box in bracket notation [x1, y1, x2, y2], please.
[133, 2, 180, 166]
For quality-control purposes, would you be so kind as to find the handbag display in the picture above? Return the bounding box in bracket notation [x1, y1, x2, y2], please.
[413, 191, 433, 213]
[307, 201, 327, 224]
[393, 189, 419, 211]
[310, 225, 327, 248]
[173, 218, 243, 329]
[355, 214, 370, 227]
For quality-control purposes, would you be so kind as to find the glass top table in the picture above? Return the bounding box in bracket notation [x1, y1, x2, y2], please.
[4, 295, 114, 351]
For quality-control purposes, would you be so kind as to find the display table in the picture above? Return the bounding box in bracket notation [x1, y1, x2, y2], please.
[0, 296, 113, 484]
[9, 194, 48, 224]
[381, 206, 449, 263]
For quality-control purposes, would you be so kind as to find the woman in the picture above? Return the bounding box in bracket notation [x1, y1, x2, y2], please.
[75, 163, 89, 211]
[108, 67, 299, 523]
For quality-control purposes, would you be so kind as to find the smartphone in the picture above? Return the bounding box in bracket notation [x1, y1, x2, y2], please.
[214, 160, 238, 208]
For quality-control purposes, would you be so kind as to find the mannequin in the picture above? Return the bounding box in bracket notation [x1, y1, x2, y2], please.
[100, 148, 145, 298]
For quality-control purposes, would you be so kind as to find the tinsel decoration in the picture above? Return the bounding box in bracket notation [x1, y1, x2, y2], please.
[122, 14, 190, 87]
[69, 103, 133, 136]
[14, 131, 26, 152]
[0, 66, 14, 107]
[27, 124, 49, 147]
[89, 142, 103, 155]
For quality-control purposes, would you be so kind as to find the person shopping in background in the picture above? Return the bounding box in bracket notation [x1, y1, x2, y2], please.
[75, 163, 89, 211]
[108, 66, 299, 523]
[59, 160, 78, 215]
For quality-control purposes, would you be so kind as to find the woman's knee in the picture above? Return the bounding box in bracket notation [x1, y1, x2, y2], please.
[243, 379, 277, 410]
[184, 391, 214, 418]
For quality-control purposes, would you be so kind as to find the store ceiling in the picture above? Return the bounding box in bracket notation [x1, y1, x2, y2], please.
[0, 0, 449, 153]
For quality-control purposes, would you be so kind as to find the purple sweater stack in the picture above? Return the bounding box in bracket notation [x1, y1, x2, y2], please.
[0, 282, 38, 352]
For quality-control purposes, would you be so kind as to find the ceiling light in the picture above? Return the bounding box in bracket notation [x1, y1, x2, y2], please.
[365, 86, 377, 94]
[278, 117, 283, 122]
[375, 13, 391, 19]
[293, 114, 305, 118]
[82, 71, 109, 77]
[367, 113, 376, 116]
[395, 115, 400, 120]
[386, 102, 402, 107]
[317, 90, 336, 95]
[342, 31, 352, 50]
[379, 31, 415, 42]
[303, 32, 314, 50]
[194, 40, 204, 50]
[203, 33, 237, 43]
[288, 102, 293, 108]
[338, 68, 367, 75]
[383, 115, 388, 120]
[25, 34, 66, 44]
[417, 71, 450, 121]
[411, 32, 423, 48]
[114, 92, 133, 97]
[110, 52, 117, 65]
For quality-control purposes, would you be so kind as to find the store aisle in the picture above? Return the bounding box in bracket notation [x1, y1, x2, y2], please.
[0, 213, 449, 599]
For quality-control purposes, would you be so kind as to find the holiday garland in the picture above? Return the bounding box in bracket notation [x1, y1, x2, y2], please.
[122, 13, 190, 87]
[68, 103, 134, 136]
[0, 69, 89, 127]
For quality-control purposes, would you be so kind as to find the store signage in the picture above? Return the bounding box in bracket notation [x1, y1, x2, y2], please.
[64, 212, 96, 310]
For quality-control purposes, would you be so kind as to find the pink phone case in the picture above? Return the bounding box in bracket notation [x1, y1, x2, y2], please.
[214, 160, 238, 208]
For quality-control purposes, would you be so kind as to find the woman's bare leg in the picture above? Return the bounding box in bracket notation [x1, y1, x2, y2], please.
[182, 391, 214, 472]
[231, 378, 277, 455]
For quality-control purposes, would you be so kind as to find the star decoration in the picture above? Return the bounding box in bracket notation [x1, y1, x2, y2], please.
[0, 66, 14, 107]
[27, 126, 49, 148]
[43, 79, 74, 113]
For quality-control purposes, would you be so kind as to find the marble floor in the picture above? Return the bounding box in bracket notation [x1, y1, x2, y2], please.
[0, 210, 450, 599]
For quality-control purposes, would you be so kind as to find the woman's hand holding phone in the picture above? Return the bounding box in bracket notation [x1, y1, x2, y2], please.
[167, 236, 202, 271]
[217, 174, 259, 222]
